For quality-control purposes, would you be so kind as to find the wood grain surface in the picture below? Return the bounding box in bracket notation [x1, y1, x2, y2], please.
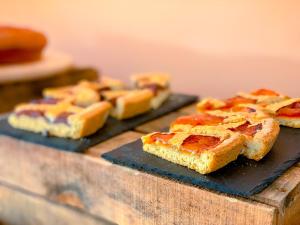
[0, 181, 114, 225]
[0, 104, 299, 224]
[0, 134, 280, 225]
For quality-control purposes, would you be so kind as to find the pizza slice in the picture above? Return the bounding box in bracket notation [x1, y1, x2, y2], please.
[142, 128, 244, 174]
[266, 98, 300, 128]
[101, 89, 153, 120]
[131, 73, 170, 109]
[9, 100, 112, 139]
[170, 113, 279, 161]
[43, 84, 100, 107]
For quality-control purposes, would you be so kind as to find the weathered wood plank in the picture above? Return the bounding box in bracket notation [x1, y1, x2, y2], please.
[0, 181, 114, 225]
[0, 135, 277, 225]
[253, 166, 300, 225]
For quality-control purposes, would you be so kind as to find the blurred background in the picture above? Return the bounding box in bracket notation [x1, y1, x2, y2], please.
[1, 0, 299, 97]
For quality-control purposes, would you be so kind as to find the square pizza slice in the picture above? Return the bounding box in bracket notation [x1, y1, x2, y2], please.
[142, 128, 244, 174]
[170, 113, 280, 161]
[8, 100, 111, 139]
[131, 73, 170, 109]
[101, 89, 153, 120]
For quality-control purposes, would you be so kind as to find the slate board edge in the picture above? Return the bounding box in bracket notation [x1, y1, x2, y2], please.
[101, 139, 249, 197]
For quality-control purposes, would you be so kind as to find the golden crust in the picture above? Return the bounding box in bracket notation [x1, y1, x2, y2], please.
[242, 118, 280, 161]
[79, 76, 125, 91]
[103, 89, 153, 120]
[237, 91, 289, 104]
[8, 101, 111, 139]
[196, 98, 226, 112]
[170, 112, 279, 161]
[275, 117, 300, 128]
[142, 130, 244, 174]
[43, 85, 100, 107]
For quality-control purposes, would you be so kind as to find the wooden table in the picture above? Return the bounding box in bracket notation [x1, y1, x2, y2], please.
[0, 104, 299, 225]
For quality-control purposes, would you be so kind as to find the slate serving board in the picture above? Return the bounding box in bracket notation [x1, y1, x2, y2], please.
[0, 93, 198, 152]
[102, 126, 300, 196]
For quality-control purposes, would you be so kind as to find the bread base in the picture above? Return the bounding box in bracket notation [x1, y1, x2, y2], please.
[9, 102, 111, 139]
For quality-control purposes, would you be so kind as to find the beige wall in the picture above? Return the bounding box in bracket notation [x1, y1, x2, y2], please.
[1, 0, 300, 97]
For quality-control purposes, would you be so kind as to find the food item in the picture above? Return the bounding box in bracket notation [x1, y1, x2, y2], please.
[170, 113, 279, 161]
[197, 89, 288, 112]
[237, 88, 289, 105]
[101, 89, 153, 120]
[43, 77, 126, 107]
[266, 98, 300, 128]
[43, 84, 100, 107]
[170, 112, 246, 132]
[0, 26, 47, 64]
[78, 76, 125, 92]
[228, 118, 280, 161]
[197, 96, 256, 112]
[223, 104, 270, 119]
[142, 128, 244, 174]
[8, 100, 111, 139]
[131, 73, 170, 109]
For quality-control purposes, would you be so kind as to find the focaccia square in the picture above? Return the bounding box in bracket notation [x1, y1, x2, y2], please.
[171, 113, 279, 161]
[131, 73, 170, 109]
[8, 100, 112, 139]
[266, 98, 300, 128]
[101, 89, 153, 120]
[142, 128, 244, 174]
[43, 84, 100, 107]
[43, 77, 125, 107]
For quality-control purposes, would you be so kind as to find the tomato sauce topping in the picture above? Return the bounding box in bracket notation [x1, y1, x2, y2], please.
[277, 102, 300, 117]
[173, 114, 224, 126]
[230, 121, 262, 137]
[181, 135, 222, 155]
[149, 133, 175, 145]
[251, 89, 279, 96]
[222, 96, 256, 109]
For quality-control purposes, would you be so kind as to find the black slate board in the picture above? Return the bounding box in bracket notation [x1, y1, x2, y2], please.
[0, 93, 197, 152]
[102, 126, 300, 196]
